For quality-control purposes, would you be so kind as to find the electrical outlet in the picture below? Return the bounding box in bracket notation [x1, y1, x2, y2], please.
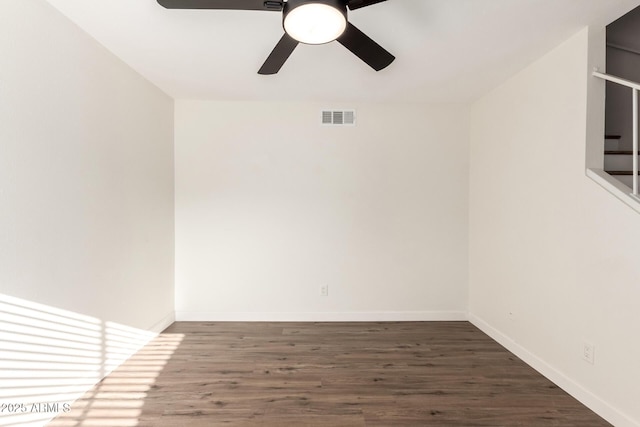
[320, 285, 329, 297]
[583, 342, 595, 364]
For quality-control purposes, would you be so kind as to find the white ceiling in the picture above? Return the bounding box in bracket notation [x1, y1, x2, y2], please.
[43, 0, 640, 103]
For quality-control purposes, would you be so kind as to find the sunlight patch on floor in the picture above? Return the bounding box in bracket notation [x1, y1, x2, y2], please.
[0, 294, 182, 427]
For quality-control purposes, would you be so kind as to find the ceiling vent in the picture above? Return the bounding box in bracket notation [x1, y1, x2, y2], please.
[321, 110, 356, 126]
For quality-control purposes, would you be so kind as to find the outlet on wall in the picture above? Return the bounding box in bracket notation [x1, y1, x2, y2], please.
[320, 285, 329, 297]
[583, 342, 595, 364]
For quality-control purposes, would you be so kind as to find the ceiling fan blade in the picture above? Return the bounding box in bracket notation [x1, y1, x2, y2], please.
[258, 33, 299, 75]
[157, 0, 283, 11]
[346, 0, 387, 11]
[337, 22, 395, 71]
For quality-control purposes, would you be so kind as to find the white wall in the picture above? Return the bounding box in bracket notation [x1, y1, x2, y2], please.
[0, 1, 174, 424]
[469, 27, 640, 427]
[175, 101, 469, 320]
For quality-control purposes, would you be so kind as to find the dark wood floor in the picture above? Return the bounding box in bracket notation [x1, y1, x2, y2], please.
[51, 322, 610, 426]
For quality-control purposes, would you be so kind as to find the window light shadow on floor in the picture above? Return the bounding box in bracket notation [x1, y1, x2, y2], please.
[0, 294, 182, 427]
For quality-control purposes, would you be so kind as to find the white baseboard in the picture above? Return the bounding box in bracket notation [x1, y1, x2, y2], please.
[175, 310, 468, 322]
[468, 313, 639, 427]
[148, 310, 175, 333]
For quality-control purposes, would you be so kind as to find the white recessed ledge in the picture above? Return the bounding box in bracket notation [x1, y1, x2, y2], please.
[586, 168, 640, 214]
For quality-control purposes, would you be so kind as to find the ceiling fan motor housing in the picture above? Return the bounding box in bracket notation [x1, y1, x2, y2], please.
[283, 0, 348, 44]
[157, 0, 394, 74]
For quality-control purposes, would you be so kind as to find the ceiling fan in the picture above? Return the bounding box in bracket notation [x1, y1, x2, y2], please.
[156, 0, 395, 75]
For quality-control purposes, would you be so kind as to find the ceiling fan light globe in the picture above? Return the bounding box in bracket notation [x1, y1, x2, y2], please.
[284, 3, 347, 45]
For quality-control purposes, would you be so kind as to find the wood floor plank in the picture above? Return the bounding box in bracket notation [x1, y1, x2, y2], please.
[51, 321, 611, 426]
